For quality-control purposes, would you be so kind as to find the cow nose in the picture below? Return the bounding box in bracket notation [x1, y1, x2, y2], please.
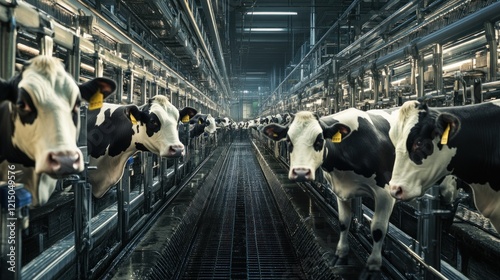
[390, 185, 404, 200]
[47, 151, 82, 175]
[166, 144, 184, 158]
[291, 168, 312, 182]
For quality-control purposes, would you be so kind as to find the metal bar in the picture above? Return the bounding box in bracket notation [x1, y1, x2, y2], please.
[0, 8, 16, 79]
[351, 2, 500, 77]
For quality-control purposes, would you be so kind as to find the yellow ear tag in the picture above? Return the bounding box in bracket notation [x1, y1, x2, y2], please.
[89, 91, 103, 110]
[198, 119, 202, 124]
[332, 131, 342, 143]
[181, 115, 190, 123]
[272, 133, 278, 137]
[130, 113, 137, 125]
[441, 124, 451, 145]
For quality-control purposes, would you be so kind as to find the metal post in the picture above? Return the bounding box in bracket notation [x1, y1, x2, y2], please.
[144, 153, 153, 213]
[115, 68, 124, 103]
[484, 21, 497, 82]
[372, 64, 380, 104]
[0, 10, 17, 79]
[118, 158, 132, 242]
[433, 44, 443, 96]
[348, 75, 356, 108]
[141, 77, 147, 104]
[67, 36, 81, 79]
[74, 105, 92, 280]
[0, 184, 31, 280]
[416, 185, 442, 279]
[127, 71, 134, 104]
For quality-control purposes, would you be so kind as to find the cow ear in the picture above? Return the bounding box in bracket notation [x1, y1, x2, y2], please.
[189, 114, 202, 124]
[179, 106, 198, 123]
[0, 78, 17, 103]
[434, 113, 460, 144]
[323, 123, 352, 143]
[124, 105, 146, 125]
[262, 124, 288, 141]
[79, 77, 117, 102]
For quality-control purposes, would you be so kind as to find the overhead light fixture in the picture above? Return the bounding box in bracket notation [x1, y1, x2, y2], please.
[246, 11, 297, 16]
[243, 28, 287, 32]
[246, 72, 266, 75]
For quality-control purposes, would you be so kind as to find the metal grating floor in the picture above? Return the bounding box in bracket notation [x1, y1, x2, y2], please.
[180, 140, 305, 279]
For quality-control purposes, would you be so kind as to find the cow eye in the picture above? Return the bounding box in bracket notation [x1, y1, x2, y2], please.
[412, 139, 422, 151]
[150, 119, 159, 126]
[16, 99, 31, 112]
[313, 137, 324, 151]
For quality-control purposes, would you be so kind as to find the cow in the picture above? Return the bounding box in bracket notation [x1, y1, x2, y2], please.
[388, 100, 500, 232]
[188, 113, 217, 138]
[87, 95, 197, 198]
[0, 55, 116, 205]
[215, 116, 230, 128]
[262, 108, 397, 274]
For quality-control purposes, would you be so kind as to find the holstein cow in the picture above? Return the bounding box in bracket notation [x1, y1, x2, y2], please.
[87, 95, 197, 198]
[0, 55, 116, 205]
[388, 100, 500, 232]
[188, 113, 217, 138]
[262, 109, 396, 274]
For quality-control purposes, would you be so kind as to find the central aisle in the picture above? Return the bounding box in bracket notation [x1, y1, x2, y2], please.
[180, 140, 305, 279]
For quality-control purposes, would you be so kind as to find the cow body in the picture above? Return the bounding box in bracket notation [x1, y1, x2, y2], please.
[87, 95, 196, 198]
[263, 108, 396, 272]
[0, 55, 115, 205]
[389, 100, 500, 231]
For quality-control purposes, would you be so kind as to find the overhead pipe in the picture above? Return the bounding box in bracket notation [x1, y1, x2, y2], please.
[348, 2, 500, 78]
[343, 0, 483, 76]
[200, 0, 230, 94]
[268, 0, 362, 100]
[178, 0, 230, 98]
[337, 1, 417, 57]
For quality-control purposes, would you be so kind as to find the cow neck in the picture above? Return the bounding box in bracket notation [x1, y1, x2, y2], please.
[435, 105, 500, 189]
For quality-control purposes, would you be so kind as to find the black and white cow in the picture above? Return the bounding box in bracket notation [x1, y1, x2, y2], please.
[388, 100, 500, 231]
[188, 113, 217, 138]
[262, 109, 396, 273]
[215, 116, 230, 129]
[0, 55, 116, 204]
[87, 95, 197, 198]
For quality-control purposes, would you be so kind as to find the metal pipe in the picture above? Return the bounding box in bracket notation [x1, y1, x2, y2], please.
[178, 1, 230, 98]
[350, 2, 500, 77]
[269, 0, 362, 98]
[0, 10, 16, 79]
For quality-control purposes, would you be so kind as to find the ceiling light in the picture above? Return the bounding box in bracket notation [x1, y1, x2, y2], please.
[246, 72, 266, 75]
[246, 11, 297, 16]
[243, 28, 287, 32]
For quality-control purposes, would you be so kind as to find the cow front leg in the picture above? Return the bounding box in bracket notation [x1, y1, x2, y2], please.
[366, 188, 395, 271]
[333, 197, 352, 266]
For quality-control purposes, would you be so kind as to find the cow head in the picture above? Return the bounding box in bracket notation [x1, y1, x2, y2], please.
[263, 111, 327, 182]
[130, 95, 197, 157]
[389, 101, 459, 200]
[188, 113, 217, 138]
[1, 55, 115, 177]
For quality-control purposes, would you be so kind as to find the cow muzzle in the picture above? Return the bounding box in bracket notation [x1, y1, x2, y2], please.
[165, 144, 184, 158]
[389, 185, 404, 200]
[38, 150, 84, 176]
[290, 167, 313, 182]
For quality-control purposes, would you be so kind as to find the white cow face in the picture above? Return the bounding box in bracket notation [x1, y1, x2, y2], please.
[263, 111, 325, 182]
[6, 56, 115, 177]
[389, 101, 458, 200]
[133, 95, 197, 157]
[205, 114, 217, 134]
